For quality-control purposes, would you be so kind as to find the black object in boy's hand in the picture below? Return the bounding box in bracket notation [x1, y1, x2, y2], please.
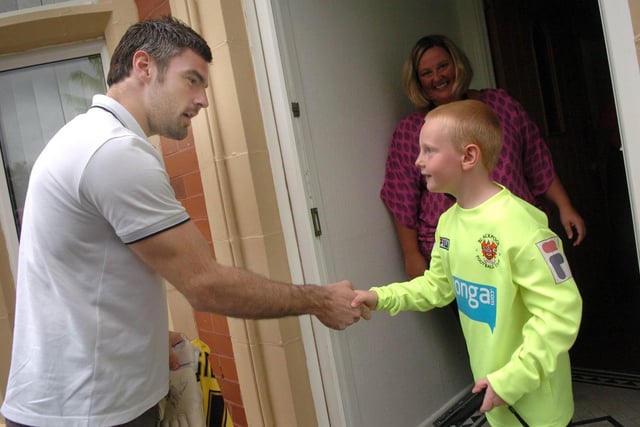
[433, 387, 531, 427]
[433, 388, 485, 427]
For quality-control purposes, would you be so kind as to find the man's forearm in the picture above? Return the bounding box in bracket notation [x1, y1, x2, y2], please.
[188, 262, 328, 319]
[130, 219, 362, 329]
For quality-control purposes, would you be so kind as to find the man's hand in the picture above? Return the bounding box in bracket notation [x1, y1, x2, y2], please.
[472, 378, 507, 413]
[161, 338, 205, 426]
[169, 331, 185, 371]
[315, 281, 370, 330]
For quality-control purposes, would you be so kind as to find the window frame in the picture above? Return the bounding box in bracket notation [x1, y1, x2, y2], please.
[0, 39, 109, 278]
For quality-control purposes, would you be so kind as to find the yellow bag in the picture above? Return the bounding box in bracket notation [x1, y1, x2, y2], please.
[191, 339, 234, 427]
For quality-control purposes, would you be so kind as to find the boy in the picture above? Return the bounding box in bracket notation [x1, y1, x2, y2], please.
[353, 100, 582, 426]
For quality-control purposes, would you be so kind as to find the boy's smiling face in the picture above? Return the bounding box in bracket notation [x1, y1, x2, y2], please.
[415, 117, 463, 194]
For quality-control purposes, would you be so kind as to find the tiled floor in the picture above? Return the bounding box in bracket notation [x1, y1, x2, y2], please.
[571, 368, 640, 426]
[456, 368, 640, 426]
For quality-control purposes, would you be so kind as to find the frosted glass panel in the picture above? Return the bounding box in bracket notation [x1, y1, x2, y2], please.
[0, 54, 106, 233]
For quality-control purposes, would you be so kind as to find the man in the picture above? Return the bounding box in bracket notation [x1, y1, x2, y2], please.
[1, 17, 367, 427]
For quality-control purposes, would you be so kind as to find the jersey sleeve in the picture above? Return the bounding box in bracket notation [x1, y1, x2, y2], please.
[486, 230, 582, 404]
[372, 226, 454, 315]
[79, 135, 190, 243]
[380, 114, 424, 229]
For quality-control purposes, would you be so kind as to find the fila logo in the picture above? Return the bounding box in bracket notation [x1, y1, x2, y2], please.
[536, 237, 573, 284]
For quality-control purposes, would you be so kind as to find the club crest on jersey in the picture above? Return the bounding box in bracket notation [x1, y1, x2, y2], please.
[536, 237, 573, 283]
[476, 234, 500, 269]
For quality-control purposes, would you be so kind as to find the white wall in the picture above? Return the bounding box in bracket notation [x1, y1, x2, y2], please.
[256, 1, 495, 426]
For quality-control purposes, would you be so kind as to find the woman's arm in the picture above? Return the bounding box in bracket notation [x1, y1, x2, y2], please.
[393, 218, 428, 278]
[544, 176, 586, 246]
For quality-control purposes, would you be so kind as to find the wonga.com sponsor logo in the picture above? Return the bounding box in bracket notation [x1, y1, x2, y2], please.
[453, 275, 497, 332]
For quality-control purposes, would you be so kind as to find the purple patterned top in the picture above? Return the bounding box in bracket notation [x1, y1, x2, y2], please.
[381, 88, 555, 262]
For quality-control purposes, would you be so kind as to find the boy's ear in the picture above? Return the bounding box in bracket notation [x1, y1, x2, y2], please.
[461, 143, 480, 170]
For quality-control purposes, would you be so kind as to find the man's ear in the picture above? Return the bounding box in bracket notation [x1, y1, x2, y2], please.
[461, 143, 480, 170]
[131, 50, 153, 81]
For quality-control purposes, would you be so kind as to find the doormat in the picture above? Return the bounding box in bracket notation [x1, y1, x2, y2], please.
[455, 412, 486, 426]
[572, 367, 640, 390]
[569, 415, 624, 426]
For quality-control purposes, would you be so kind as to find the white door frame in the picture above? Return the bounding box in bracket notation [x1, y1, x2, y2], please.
[598, 1, 640, 261]
[241, 2, 340, 425]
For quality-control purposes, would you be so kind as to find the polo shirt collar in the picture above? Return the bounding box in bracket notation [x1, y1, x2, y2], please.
[91, 94, 147, 139]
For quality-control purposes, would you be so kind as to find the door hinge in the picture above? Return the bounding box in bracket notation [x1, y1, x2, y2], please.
[310, 208, 322, 236]
[291, 102, 300, 118]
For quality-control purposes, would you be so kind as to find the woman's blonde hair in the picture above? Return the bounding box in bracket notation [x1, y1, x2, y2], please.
[427, 99, 502, 171]
[402, 35, 473, 111]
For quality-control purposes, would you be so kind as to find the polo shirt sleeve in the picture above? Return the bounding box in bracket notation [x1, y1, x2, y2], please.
[486, 229, 582, 404]
[79, 135, 190, 243]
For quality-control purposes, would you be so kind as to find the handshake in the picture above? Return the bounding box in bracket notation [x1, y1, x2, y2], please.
[316, 281, 379, 330]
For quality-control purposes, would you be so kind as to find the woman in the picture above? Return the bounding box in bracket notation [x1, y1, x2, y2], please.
[381, 35, 586, 279]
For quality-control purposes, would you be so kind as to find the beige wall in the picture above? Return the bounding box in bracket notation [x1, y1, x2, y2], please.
[169, 1, 318, 425]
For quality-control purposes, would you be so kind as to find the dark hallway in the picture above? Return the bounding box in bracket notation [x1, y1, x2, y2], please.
[484, 0, 640, 375]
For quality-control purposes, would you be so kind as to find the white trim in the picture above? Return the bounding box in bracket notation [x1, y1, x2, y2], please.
[241, 1, 336, 425]
[0, 39, 106, 72]
[598, 1, 640, 264]
[456, 0, 496, 89]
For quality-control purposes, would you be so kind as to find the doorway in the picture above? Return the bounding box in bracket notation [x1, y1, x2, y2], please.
[484, 0, 640, 374]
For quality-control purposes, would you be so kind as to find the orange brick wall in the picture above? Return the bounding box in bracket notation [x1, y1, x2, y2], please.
[134, 1, 246, 425]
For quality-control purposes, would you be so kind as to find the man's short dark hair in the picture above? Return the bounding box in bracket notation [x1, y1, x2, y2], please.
[107, 16, 213, 86]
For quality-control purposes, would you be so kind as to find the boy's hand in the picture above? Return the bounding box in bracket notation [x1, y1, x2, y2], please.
[351, 290, 379, 311]
[472, 378, 507, 413]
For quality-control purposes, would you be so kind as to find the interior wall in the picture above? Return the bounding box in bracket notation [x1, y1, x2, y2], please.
[267, 1, 492, 425]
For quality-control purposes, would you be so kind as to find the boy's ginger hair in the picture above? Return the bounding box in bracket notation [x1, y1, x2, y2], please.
[426, 99, 503, 171]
